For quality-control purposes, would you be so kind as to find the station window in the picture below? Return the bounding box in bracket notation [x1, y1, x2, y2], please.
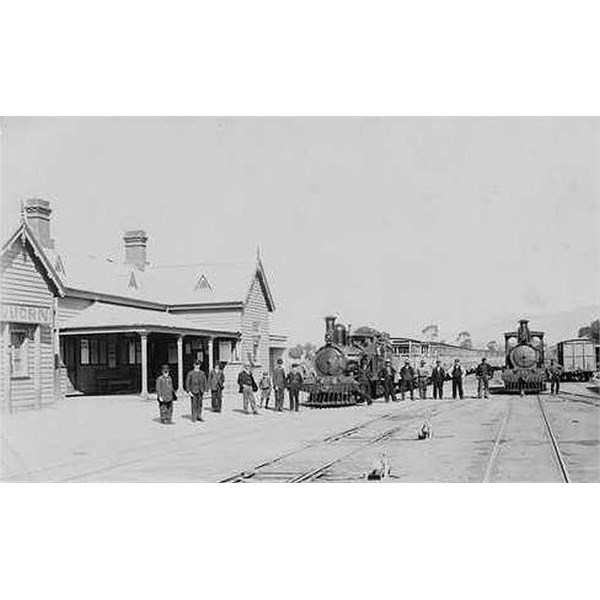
[128, 338, 141, 364]
[80, 338, 90, 365]
[10, 328, 31, 378]
[90, 339, 99, 364]
[99, 339, 108, 364]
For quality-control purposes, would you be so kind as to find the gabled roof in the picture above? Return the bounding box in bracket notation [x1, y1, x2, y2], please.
[1, 221, 65, 297]
[58, 253, 276, 311]
[2, 218, 276, 312]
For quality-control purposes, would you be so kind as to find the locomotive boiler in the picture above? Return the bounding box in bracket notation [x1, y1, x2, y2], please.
[499, 319, 547, 393]
[304, 316, 392, 407]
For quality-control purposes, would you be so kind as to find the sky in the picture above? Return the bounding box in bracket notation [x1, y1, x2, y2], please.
[2, 117, 598, 345]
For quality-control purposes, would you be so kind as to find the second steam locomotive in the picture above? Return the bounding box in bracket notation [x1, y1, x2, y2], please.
[498, 319, 547, 393]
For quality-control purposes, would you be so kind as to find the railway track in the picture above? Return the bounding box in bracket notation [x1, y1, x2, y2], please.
[555, 390, 600, 409]
[220, 403, 454, 483]
[482, 395, 571, 483]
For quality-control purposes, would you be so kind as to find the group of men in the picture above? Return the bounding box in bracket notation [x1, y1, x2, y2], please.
[155, 361, 226, 424]
[377, 356, 495, 401]
[155, 358, 306, 424]
[233, 359, 305, 414]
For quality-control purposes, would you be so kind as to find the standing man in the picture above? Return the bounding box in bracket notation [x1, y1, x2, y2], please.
[259, 370, 272, 409]
[451, 358, 466, 399]
[546, 359, 563, 395]
[357, 365, 373, 405]
[185, 360, 207, 422]
[431, 360, 446, 399]
[286, 364, 303, 412]
[156, 363, 176, 424]
[399, 359, 416, 401]
[273, 358, 286, 412]
[475, 357, 494, 399]
[378, 359, 397, 402]
[208, 362, 225, 412]
[416, 359, 431, 399]
[237, 363, 258, 414]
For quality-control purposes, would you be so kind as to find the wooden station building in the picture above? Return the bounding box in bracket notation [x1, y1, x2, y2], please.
[1, 199, 287, 411]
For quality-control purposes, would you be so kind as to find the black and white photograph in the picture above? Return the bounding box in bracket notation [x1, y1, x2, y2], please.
[1, 116, 598, 483]
[1, 4, 599, 600]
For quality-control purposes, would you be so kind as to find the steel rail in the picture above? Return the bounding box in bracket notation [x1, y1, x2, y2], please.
[481, 398, 513, 483]
[555, 391, 600, 409]
[221, 400, 467, 483]
[219, 411, 398, 482]
[288, 423, 403, 483]
[537, 394, 571, 483]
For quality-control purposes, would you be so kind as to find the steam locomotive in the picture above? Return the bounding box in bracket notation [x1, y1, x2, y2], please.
[498, 319, 547, 393]
[303, 316, 393, 407]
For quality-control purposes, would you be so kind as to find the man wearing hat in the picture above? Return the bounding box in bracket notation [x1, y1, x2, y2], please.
[286, 364, 304, 412]
[237, 363, 259, 414]
[378, 358, 397, 402]
[431, 359, 446, 399]
[416, 359, 431, 399]
[273, 358, 286, 412]
[185, 359, 208, 422]
[475, 357, 494, 399]
[156, 364, 176, 424]
[451, 358, 466, 399]
[399, 359, 416, 400]
[208, 361, 225, 412]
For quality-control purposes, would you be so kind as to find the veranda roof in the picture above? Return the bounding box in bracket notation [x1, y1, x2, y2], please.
[60, 302, 240, 337]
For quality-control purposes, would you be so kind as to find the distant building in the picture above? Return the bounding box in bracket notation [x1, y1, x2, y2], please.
[389, 336, 490, 370]
[1, 199, 287, 411]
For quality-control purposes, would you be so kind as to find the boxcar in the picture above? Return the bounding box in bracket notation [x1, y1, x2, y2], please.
[556, 338, 599, 382]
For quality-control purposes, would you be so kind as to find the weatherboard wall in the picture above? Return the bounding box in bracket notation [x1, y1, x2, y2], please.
[0, 238, 58, 411]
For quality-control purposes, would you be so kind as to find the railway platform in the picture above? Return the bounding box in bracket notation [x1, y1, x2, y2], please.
[1, 378, 597, 482]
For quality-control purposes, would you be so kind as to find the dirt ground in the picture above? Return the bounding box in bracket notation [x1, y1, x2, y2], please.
[1, 377, 598, 482]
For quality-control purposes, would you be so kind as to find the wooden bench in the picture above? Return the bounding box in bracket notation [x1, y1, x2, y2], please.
[96, 374, 135, 394]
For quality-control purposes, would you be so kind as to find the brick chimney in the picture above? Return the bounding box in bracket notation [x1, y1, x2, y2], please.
[24, 198, 54, 248]
[123, 230, 148, 270]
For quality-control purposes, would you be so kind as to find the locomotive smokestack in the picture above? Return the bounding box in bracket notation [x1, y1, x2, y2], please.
[325, 315, 336, 344]
[325, 315, 336, 334]
[517, 319, 531, 344]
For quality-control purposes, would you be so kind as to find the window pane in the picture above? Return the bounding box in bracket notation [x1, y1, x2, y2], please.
[90, 339, 99, 364]
[128, 340, 136, 364]
[108, 340, 117, 368]
[99, 339, 107, 365]
[80, 338, 90, 365]
[11, 330, 29, 377]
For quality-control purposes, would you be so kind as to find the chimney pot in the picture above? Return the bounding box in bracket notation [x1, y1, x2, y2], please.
[24, 198, 54, 248]
[123, 230, 148, 270]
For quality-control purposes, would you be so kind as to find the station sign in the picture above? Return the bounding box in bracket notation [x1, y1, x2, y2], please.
[1, 303, 52, 325]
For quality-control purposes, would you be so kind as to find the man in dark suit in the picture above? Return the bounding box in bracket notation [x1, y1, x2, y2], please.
[286, 364, 303, 412]
[475, 357, 494, 399]
[431, 360, 446, 399]
[450, 358, 466, 399]
[399, 359, 415, 400]
[185, 360, 207, 422]
[208, 362, 225, 412]
[546, 359, 563, 395]
[156, 364, 176, 424]
[378, 359, 397, 402]
[273, 358, 286, 412]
